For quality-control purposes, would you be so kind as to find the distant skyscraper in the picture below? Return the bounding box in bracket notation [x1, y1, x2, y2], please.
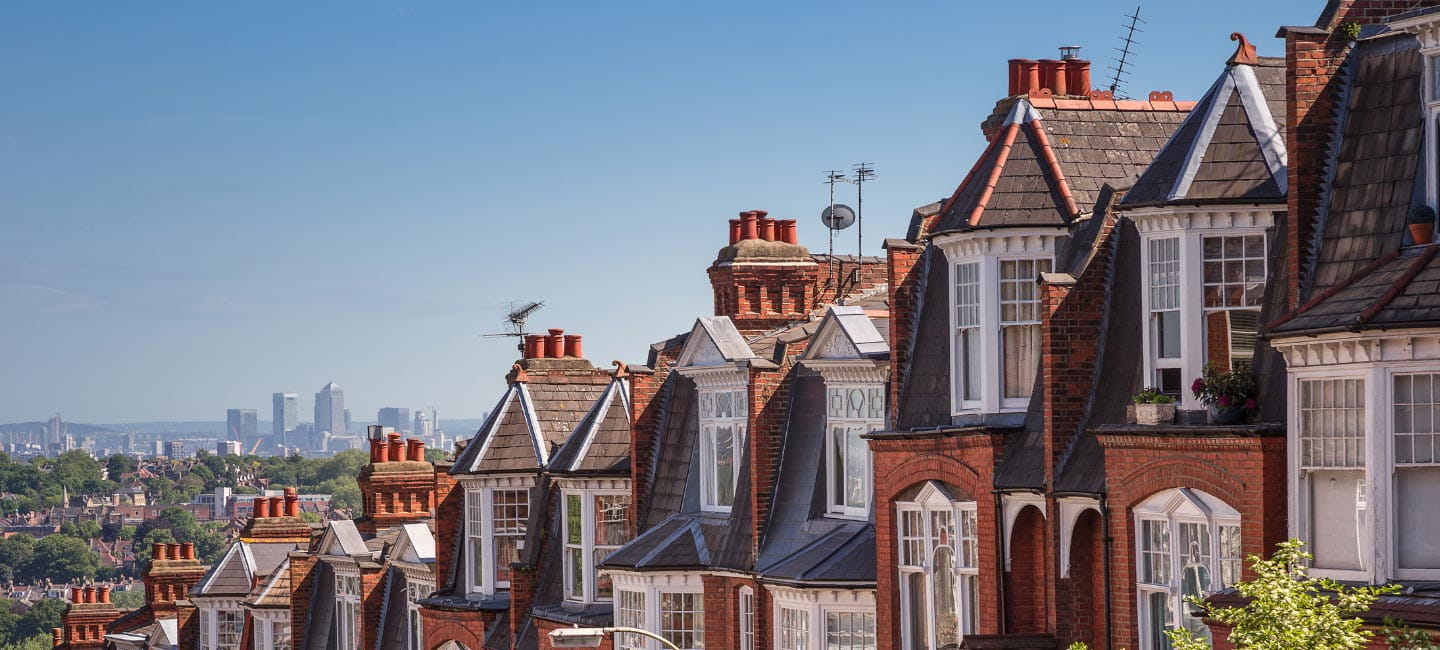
[44, 414, 67, 452]
[344, 409, 351, 434]
[218, 440, 242, 457]
[378, 407, 411, 434]
[226, 409, 257, 440]
[315, 383, 345, 434]
[273, 393, 298, 439]
[166, 440, 185, 459]
[413, 410, 433, 441]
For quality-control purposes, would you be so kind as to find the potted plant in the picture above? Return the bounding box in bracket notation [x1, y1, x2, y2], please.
[1131, 388, 1176, 426]
[1191, 363, 1258, 425]
[1409, 205, 1435, 245]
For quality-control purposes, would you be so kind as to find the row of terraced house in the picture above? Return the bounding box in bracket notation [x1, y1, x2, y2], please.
[49, 0, 1440, 649]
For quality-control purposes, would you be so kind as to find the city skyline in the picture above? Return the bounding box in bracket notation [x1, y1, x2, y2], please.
[0, 1, 1313, 422]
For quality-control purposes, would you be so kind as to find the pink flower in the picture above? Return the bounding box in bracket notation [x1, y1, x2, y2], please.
[1219, 395, 1231, 407]
[1245, 398, 1258, 411]
[1191, 378, 1205, 396]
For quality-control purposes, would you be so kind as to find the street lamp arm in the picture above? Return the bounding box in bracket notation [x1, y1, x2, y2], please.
[601, 627, 682, 650]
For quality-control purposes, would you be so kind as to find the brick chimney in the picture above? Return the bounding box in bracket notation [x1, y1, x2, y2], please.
[708, 210, 820, 334]
[356, 426, 435, 535]
[240, 488, 311, 542]
[142, 543, 206, 615]
[60, 583, 121, 650]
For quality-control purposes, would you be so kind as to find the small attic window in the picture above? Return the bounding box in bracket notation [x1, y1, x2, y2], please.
[699, 388, 748, 512]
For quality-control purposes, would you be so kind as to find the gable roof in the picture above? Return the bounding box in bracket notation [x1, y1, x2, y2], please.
[676, 317, 756, 367]
[932, 97, 1190, 235]
[317, 519, 369, 558]
[1271, 244, 1440, 335]
[801, 305, 889, 360]
[193, 540, 298, 598]
[452, 378, 610, 475]
[547, 378, 632, 475]
[1122, 57, 1287, 206]
[393, 522, 437, 564]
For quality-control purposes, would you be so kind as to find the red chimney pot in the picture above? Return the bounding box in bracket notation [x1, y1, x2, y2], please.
[269, 496, 283, 517]
[728, 219, 741, 245]
[1039, 59, 1067, 96]
[83, 586, 95, 604]
[151, 542, 165, 561]
[524, 334, 545, 359]
[546, 328, 565, 358]
[758, 217, 775, 241]
[1066, 59, 1091, 96]
[167, 543, 181, 561]
[182, 541, 195, 560]
[254, 497, 270, 518]
[564, 334, 583, 358]
[388, 432, 404, 461]
[98, 585, 110, 604]
[780, 220, 798, 244]
[740, 211, 758, 240]
[71, 587, 82, 603]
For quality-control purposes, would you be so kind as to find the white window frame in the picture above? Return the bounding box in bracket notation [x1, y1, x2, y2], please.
[825, 384, 883, 518]
[739, 586, 756, 650]
[609, 573, 705, 650]
[1132, 209, 1275, 409]
[1290, 370, 1375, 583]
[462, 481, 532, 596]
[937, 230, 1062, 417]
[406, 579, 432, 650]
[768, 586, 878, 650]
[698, 386, 747, 512]
[896, 483, 979, 650]
[1391, 371, 1440, 579]
[952, 260, 983, 411]
[1424, 49, 1440, 208]
[562, 488, 632, 603]
[1132, 488, 1242, 650]
[335, 572, 362, 650]
[997, 257, 1052, 408]
[197, 600, 246, 650]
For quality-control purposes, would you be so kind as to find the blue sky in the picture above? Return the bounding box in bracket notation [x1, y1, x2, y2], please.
[0, 1, 1319, 423]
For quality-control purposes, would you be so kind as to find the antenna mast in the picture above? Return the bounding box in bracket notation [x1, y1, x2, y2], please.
[824, 170, 848, 290]
[851, 162, 875, 258]
[1108, 5, 1144, 98]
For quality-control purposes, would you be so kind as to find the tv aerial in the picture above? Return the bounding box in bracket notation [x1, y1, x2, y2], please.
[484, 300, 545, 340]
[821, 204, 856, 230]
[821, 164, 876, 295]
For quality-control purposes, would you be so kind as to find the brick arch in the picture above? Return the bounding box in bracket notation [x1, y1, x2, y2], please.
[878, 453, 983, 503]
[1116, 458, 1248, 509]
[1063, 508, 1106, 647]
[1006, 504, 1047, 634]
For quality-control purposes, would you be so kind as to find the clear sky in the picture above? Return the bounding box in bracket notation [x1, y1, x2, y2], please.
[1, 1, 1320, 423]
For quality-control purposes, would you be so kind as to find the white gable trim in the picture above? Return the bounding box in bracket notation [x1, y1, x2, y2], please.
[569, 381, 622, 472]
[469, 387, 516, 472]
[516, 383, 549, 466]
[1169, 72, 1236, 201]
[1233, 64, 1288, 193]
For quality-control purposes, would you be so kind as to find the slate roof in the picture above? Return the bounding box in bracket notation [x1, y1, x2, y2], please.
[601, 511, 752, 572]
[893, 248, 952, 430]
[192, 541, 298, 598]
[1123, 57, 1287, 206]
[452, 378, 610, 475]
[759, 524, 875, 587]
[1303, 34, 1422, 298]
[1271, 245, 1440, 335]
[801, 305, 889, 359]
[932, 98, 1190, 235]
[547, 379, 631, 475]
[640, 376, 697, 529]
[245, 558, 292, 609]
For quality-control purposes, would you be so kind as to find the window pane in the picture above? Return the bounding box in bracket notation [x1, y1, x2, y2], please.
[617, 591, 646, 650]
[1147, 591, 1173, 650]
[846, 426, 868, 508]
[714, 425, 735, 506]
[781, 608, 809, 650]
[933, 547, 959, 649]
[1218, 525, 1242, 587]
[1002, 323, 1040, 399]
[825, 611, 876, 650]
[595, 494, 631, 546]
[659, 592, 704, 649]
[906, 572, 930, 650]
[566, 494, 582, 545]
[1398, 467, 1440, 569]
[567, 547, 583, 597]
[1154, 310, 1181, 359]
[831, 426, 846, 509]
[1307, 469, 1368, 571]
[592, 548, 613, 599]
[1299, 379, 1366, 468]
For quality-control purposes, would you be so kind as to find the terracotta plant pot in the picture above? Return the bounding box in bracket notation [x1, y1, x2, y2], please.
[1410, 223, 1435, 245]
[1135, 403, 1176, 426]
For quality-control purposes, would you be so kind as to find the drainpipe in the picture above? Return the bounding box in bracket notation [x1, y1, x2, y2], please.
[1100, 493, 1113, 650]
[994, 490, 1008, 634]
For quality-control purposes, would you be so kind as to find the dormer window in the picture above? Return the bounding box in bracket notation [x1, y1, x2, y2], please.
[699, 388, 748, 511]
[999, 258, 1050, 403]
[464, 485, 530, 595]
[564, 490, 632, 603]
[826, 385, 883, 517]
[335, 573, 362, 650]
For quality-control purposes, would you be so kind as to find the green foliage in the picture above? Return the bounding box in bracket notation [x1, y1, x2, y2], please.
[108, 588, 145, 609]
[1409, 205, 1436, 226]
[104, 453, 133, 479]
[0, 537, 35, 585]
[13, 600, 64, 644]
[1133, 387, 1175, 405]
[1339, 21, 1362, 42]
[299, 511, 321, 523]
[1385, 618, 1440, 649]
[28, 536, 98, 584]
[0, 633, 56, 650]
[1166, 540, 1395, 650]
[1066, 644, 1090, 650]
[424, 448, 449, 463]
[1191, 363, 1259, 413]
[316, 477, 360, 512]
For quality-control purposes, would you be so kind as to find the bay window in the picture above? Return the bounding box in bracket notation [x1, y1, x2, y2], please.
[897, 483, 979, 649]
[1133, 210, 1274, 408]
[780, 607, 809, 650]
[1394, 373, 1440, 572]
[699, 388, 747, 511]
[564, 491, 632, 602]
[335, 573, 361, 650]
[463, 485, 530, 595]
[612, 575, 705, 650]
[217, 610, 242, 650]
[769, 587, 878, 650]
[1133, 488, 1241, 650]
[406, 580, 432, 650]
[826, 385, 883, 517]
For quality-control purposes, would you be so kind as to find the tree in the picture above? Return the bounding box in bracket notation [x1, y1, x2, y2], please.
[27, 536, 98, 584]
[105, 453, 133, 479]
[316, 477, 360, 512]
[0, 537, 35, 585]
[0, 633, 57, 650]
[1167, 540, 1395, 650]
[13, 599, 65, 644]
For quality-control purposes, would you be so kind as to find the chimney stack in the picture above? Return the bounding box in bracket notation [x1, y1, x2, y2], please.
[166, 543, 181, 561]
[564, 334, 583, 359]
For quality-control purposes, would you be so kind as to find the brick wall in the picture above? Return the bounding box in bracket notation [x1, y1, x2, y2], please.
[433, 460, 460, 590]
[702, 575, 762, 650]
[629, 365, 667, 531]
[288, 552, 318, 650]
[360, 564, 386, 650]
[870, 432, 1006, 647]
[748, 364, 792, 561]
[420, 606, 493, 650]
[1005, 505, 1048, 634]
[886, 240, 924, 425]
[1055, 509, 1106, 646]
[1097, 433, 1287, 649]
[535, 615, 613, 650]
[510, 564, 536, 645]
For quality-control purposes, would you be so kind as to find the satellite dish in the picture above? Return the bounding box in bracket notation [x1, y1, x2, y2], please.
[821, 204, 856, 230]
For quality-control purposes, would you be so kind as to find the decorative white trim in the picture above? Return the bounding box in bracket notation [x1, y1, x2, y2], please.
[1002, 493, 1047, 571]
[515, 384, 549, 466]
[1232, 64, 1288, 193]
[554, 477, 631, 491]
[1057, 497, 1102, 579]
[458, 474, 536, 490]
[931, 228, 1065, 260]
[1126, 207, 1277, 233]
[767, 586, 877, 650]
[675, 364, 749, 390]
[1272, 329, 1440, 369]
[1171, 73, 1238, 200]
[469, 388, 516, 471]
[800, 359, 887, 385]
[570, 382, 624, 472]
